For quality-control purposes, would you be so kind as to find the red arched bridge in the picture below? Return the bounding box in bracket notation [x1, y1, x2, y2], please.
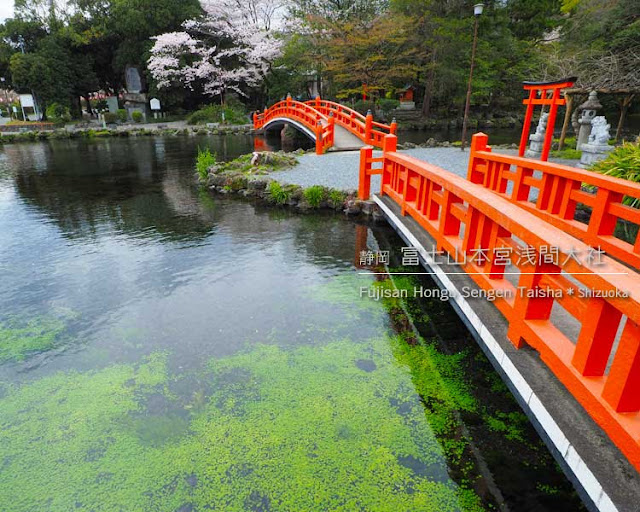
[358, 131, 640, 510]
[253, 96, 397, 154]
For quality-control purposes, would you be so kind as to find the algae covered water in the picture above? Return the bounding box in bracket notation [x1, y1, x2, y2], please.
[0, 136, 584, 511]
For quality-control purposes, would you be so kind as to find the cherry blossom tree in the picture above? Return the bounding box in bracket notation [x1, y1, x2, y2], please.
[148, 0, 284, 100]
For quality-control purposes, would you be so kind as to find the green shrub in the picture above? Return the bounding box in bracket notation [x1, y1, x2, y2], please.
[187, 104, 247, 125]
[132, 111, 144, 123]
[117, 109, 127, 123]
[45, 103, 71, 124]
[591, 140, 640, 207]
[103, 112, 118, 124]
[353, 100, 376, 116]
[267, 181, 290, 205]
[196, 147, 216, 181]
[377, 98, 400, 114]
[328, 189, 347, 206]
[303, 185, 326, 207]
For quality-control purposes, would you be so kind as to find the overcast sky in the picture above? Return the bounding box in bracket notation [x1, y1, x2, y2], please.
[0, 0, 13, 22]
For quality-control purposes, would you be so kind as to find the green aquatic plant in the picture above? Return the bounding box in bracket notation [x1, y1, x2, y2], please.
[195, 147, 216, 181]
[0, 337, 486, 512]
[0, 315, 70, 363]
[328, 188, 347, 207]
[485, 411, 529, 444]
[303, 185, 326, 207]
[267, 180, 291, 205]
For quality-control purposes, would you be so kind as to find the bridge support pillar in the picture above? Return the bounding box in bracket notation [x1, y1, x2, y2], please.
[359, 146, 373, 200]
[315, 120, 323, 155]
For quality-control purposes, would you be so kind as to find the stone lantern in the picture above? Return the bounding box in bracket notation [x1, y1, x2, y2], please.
[577, 91, 602, 150]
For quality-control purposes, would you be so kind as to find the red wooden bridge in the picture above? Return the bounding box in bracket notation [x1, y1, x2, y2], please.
[358, 131, 640, 511]
[253, 96, 397, 154]
[254, 85, 640, 509]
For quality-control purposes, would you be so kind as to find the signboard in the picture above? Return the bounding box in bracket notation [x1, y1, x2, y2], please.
[150, 98, 161, 111]
[19, 94, 34, 108]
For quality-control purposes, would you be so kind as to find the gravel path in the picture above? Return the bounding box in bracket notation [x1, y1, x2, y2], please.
[274, 147, 579, 191]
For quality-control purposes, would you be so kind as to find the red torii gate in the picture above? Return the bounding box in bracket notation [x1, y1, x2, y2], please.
[518, 77, 576, 161]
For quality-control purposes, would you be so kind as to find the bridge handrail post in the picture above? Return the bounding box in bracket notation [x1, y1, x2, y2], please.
[328, 114, 335, 148]
[358, 146, 374, 200]
[315, 120, 323, 155]
[383, 134, 397, 153]
[390, 118, 397, 135]
[467, 133, 491, 182]
[602, 319, 640, 413]
[365, 110, 373, 143]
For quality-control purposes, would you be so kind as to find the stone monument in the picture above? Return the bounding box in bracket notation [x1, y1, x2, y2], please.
[106, 96, 119, 114]
[579, 116, 613, 168]
[525, 112, 549, 159]
[123, 65, 147, 121]
[576, 91, 602, 150]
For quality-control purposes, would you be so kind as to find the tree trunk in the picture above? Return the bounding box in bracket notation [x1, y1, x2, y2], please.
[558, 95, 573, 150]
[71, 95, 83, 119]
[615, 94, 635, 142]
[421, 49, 437, 118]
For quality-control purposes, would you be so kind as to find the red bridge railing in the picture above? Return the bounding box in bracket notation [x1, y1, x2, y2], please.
[253, 96, 334, 155]
[304, 98, 397, 148]
[253, 96, 396, 154]
[468, 133, 640, 269]
[360, 134, 640, 471]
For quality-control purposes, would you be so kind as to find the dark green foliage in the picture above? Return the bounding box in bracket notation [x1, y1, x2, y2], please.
[353, 100, 375, 115]
[377, 98, 400, 114]
[117, 109, 127, 123]
[187, 104, 248, 125]
[45, 102, 71, 124]
[103, 112, 118, 124]
[591, 140, 640, 207]
[0, 0, 201, 114]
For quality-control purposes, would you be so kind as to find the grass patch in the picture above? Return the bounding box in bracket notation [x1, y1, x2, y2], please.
[550, 148, 581, 159]
[553, 136, 576, 150]
[208, 152, 298, 177]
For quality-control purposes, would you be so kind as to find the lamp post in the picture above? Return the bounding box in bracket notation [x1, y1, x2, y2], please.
[460, 3, 484, 151]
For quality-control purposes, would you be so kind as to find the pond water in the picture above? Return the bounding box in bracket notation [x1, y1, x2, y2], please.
[0, 135, 585, 511]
